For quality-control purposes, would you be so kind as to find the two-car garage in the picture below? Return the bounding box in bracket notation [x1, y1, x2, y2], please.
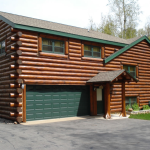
[26, 85, 90, 121]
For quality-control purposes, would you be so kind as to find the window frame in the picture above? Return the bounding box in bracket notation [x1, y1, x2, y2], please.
[0, 40, 5, 55]
[84, 44, 101, 58]
[125, 97, 137, 107]
[123, 65, 136, 78]
[42, 38, 65, 54]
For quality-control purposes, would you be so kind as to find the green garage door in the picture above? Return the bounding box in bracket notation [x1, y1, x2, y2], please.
[26, 85, 90, 121]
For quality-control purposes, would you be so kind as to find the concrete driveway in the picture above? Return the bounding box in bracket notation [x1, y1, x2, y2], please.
[0, 118, 150, 150]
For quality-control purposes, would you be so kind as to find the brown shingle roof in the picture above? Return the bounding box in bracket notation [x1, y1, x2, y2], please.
[87, 70, 138, 83]
[0, 11, 140, 45]
[87, 70, 125, 83]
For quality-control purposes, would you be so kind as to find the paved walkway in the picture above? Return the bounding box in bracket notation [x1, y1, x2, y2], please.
[0, 116, 150, 150]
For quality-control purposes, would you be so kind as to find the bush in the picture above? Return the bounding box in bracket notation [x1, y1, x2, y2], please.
[126, 105, 130, 111]
[143, 105, 150, 110]
[132, 103, 139, 111]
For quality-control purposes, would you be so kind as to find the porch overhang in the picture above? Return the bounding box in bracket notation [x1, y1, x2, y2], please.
[87, 69, 138, 83]
[87, 70, 138, 119]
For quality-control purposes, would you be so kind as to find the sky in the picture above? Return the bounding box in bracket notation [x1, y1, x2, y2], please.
[0, 0, 149, 30]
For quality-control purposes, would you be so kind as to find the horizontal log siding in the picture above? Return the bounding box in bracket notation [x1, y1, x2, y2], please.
[109, 40, 150, 111]
[69, 40, 81, 61]
[0, 20, 23, 123]
[104, 45, 122, 58]
[1, 20, 150, 117]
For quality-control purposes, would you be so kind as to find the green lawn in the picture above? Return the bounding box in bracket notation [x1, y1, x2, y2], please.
[129, 113, 150, 120]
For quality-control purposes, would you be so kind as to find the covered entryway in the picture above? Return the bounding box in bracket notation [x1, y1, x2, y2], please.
[26, 85, 90, 121]
[87, 70, 138, 119]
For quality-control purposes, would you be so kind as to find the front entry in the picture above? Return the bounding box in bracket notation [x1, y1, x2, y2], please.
[97, 88, 104, 114]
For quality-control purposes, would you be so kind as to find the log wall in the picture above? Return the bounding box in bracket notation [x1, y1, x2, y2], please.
[104, 44, 122, 58]
[0, 20, 22, 123]
[1, 19, 150, 121]
[108, 40, 150, 111]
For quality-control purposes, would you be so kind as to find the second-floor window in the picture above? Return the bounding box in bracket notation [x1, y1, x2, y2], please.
[0, 41, 5, 55]
[84, 45, 101, 58]
[42, 38, 64, 54]
[123, 65, 136, 78]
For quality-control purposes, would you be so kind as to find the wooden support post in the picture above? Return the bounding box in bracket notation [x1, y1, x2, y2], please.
[23, 84, 26, 122]
[104, 83, 111, 119]
[137, 96, 139, 106]
[121, 81, 126, 117]
[38, 37, 42, 52]
[101, 46, 105, 59]
[81, 44, 84, 57]
[121, 65, 123, 69]
[65, 41, 68, 55]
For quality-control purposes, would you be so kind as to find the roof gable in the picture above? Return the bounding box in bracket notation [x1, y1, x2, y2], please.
[87, 70, 138, 83]
[104, 36, 150, 64]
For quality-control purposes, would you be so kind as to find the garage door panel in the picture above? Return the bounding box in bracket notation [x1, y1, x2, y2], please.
[60, 111, 68, 116]
[35, 104, 43, 110]
[52, 103, 60, 108]
[60, 103, 68, 108]
[35, 113, 44, 119]
[44, 112, 52, 119]
[26, 114, 34, 121]
[44, 103, 52, 108]
[26, 85, 90, 121]
[52, 112, 60, 118]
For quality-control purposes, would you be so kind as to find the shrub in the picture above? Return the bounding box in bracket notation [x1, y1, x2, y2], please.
[143, 105, 150, 110]
[126, 104, 130, 111]
[132, 103, 139, 111]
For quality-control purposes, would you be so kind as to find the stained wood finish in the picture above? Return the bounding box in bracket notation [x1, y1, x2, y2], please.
[109, 40, 150, 110]
[121, 82, 126, 117]
[105, 45, 122, 58]
[0, 19, 150, 122]
[105, 83, 111, 119]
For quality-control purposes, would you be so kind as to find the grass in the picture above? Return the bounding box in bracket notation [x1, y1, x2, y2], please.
[129, 113, 150, 120]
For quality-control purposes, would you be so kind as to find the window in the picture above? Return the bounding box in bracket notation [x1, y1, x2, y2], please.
[123, 65, 136, 78]
[0, 40, 5, 55]
[42, 38, 64, 54]
[125, 97, 137, 107]
[84, 45, 101, 58]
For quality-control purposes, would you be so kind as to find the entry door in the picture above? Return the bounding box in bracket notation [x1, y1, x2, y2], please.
[97, 88, 104, 114]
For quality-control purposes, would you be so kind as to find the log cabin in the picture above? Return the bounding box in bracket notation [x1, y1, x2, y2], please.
[0, 11, 149, 123]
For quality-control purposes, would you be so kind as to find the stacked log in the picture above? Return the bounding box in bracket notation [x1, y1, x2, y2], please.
[69, 40, 82, 61]
[1, 18, 150, 119]
[104, 45, 122, 58]
[109, 40, 150, 111]
[9, 33, 110, 86]
[0, 21, 23, 123]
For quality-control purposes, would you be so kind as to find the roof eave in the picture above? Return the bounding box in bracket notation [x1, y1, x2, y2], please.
[13, 24, 127, 47]
[0, 15, 15, 27]
[0, 13, 128, 47]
